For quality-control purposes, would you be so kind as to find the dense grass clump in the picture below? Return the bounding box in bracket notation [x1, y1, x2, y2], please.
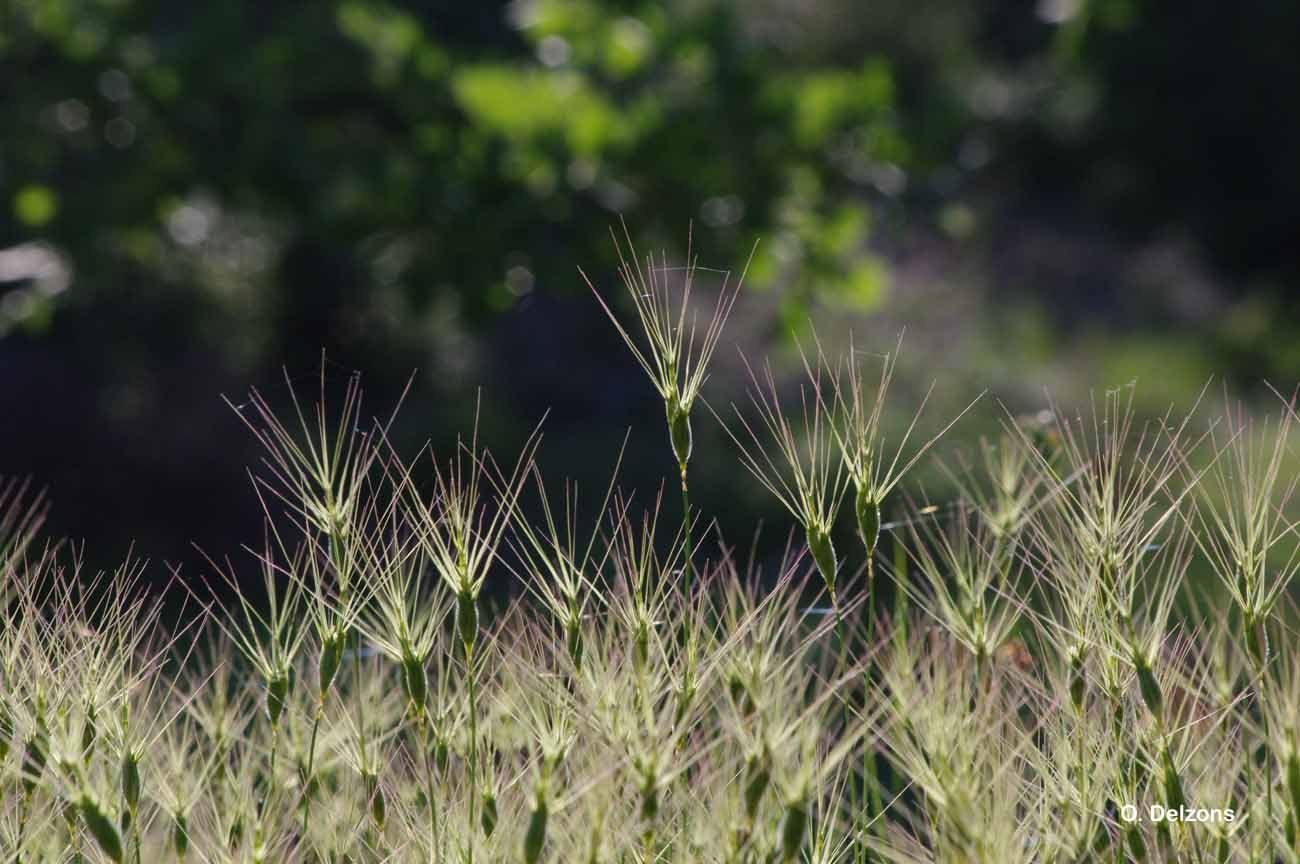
[2, 240, 1300, 863]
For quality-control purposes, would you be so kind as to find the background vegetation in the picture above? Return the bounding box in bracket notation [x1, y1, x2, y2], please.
[2, 0, 1298, 577]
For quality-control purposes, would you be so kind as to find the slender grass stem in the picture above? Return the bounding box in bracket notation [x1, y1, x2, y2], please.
[465, 638, 479, 864]
[419, 715, 440, 862]
[300, 700, 324, 841]
[14, 791, 31, 864]
[1255, 652, 1275, 863]
[679, 461, 692, 597]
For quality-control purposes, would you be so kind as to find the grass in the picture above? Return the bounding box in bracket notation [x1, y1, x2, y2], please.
[3, 239, 1300, 863]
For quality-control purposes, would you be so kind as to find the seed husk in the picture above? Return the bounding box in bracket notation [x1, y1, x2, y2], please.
[1068, 649, 1087, 711]
[79, 794, 124, 863]
[433, 735, 450, 773]
[480, 789, 498, 838]
[319, 631, 345, 697]
[1134, 653, 1163, 719]
[400, 648, 428, 714]
[1286, 750, 1300, 822]
[1126, 824, 1147, 862]
[121, 750, 141, 813]
[639, 779, 659, 823]
[266, 668, 292, 727]
[634, 619, 650, 671]
[743, 756, 769, 819]
[457, 591, 479, 650]
[856, 486, 880, 556]
[22, 732, 47, 794]
[82, 704, 97, 756]
[228, 816, 243, 848]
[364, 771, 386, 829]
[1161, 747, 1185, 811]
[779, 798, 808, 861]
[566, 619, 584, 669]
[523, 799, 549, 864]
[668, 405, 693, 467]
[806, 525, 837, 595]
[173, 812, 190, 858]
[1246, 617, 1269, 667]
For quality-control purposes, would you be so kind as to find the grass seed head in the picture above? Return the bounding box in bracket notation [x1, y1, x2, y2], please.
[1068, 647, 1087, 712]
[855, 486, 881, 556]
[458, 590, 480, 650]
[266, 665, 293, 727]
[1286, 749, 1300, 824]
[364, 769, 385, 829]
[524, 793, 549, 864]
[400, 647, 428, 716]
[481, 788, 499, 838]
[318, 630, 345, 698]
[743, 753, 770, 820]
[1133, 650, 1164, 721]
[0, 701, 11, 761]
[21, 729, 47, 794]
[79, 793, 125, 863]
[172, 812, 189, 858]
[779, 796, 808, 861]
[120, 748, 142, 813]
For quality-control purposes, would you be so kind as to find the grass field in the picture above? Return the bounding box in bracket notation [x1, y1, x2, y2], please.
[2, 238, 1298, 863]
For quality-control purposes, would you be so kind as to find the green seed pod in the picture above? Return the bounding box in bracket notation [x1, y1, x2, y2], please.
[1068, 651, 1087, 712]
[433, 736, 449, 774]
[673, 682, 695, 726]
[1286, 750, 1300, 823]
[121, 750, 141, 813]
[1161, 747, 1186, 811]
[855, 486, 880, 556]
[1247, 618, 1269, 667]
[22, 732, 47, 794]
[173, 812, 190, 858]
[806, 525, 837, 595]
[297, 754, 320, 802]
[319, 631, 345, 697]
[266, 668, 291, 728]
[1126, 825, 1147, 862]
[779, 798, 808, 861]
[457, 591, 479, 650]
[228, 816, 243, 848]
[523, 800, 549, 864]
[634, 619, 650, 671]
[1134, 654, 1163, 720]
[566, 620, 584, 670]
[1155, 821, 1173, 857]
[0, 703, 11, 762]
[743, 757, 769, 819]
[639, 779, 659, 823]
[79, 795, 124, 863]
[400, 649, 428, 715]
[668, 406, 693, 467]
[365, 771, 385, 829]
[480, 790, 498, 838]
[82, 704, 98, 756]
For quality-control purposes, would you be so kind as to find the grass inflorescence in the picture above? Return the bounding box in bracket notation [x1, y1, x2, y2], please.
[2, 234, 1300, 864]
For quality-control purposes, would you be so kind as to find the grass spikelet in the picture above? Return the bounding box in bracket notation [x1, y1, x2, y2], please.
[720, 350, 849, 600]
[830, 333, 982, 559]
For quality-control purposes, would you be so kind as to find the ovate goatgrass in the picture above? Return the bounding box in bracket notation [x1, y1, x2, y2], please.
[2, 237, 1300, 863]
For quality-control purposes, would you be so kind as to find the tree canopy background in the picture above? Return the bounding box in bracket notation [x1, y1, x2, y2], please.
[2, 0, 1297, 575]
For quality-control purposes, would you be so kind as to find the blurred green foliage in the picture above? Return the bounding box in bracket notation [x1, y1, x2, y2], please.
[2, 0, 1297, 569]
[0, 0, 944, 348]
